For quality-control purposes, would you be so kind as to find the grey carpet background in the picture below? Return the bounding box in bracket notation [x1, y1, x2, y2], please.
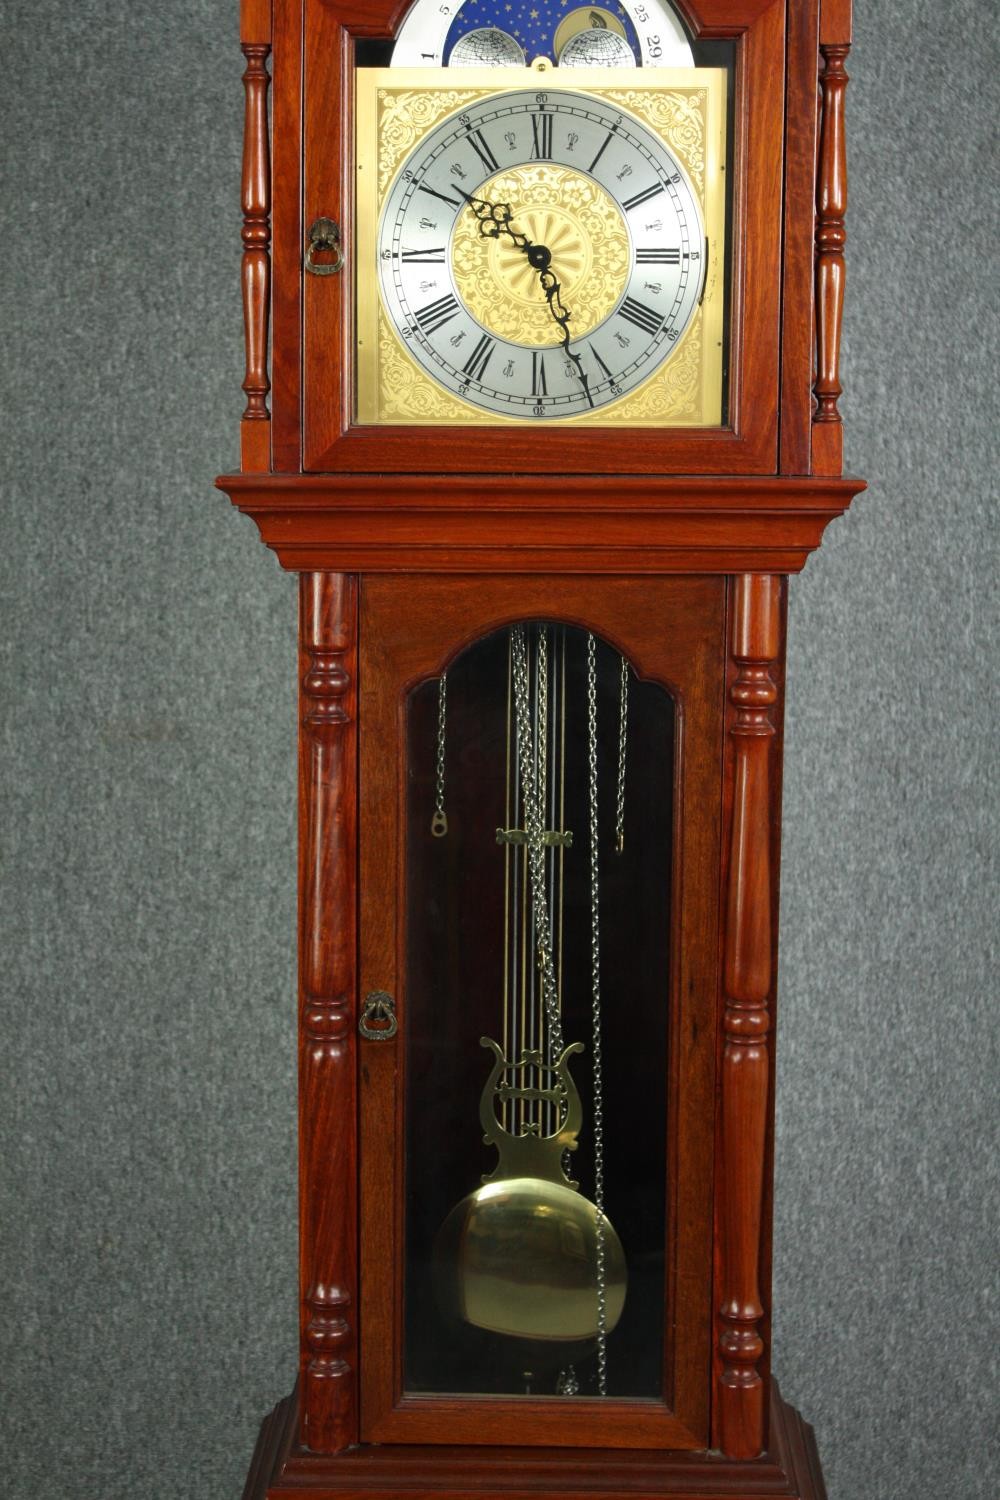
[1, 1, 996, 1496]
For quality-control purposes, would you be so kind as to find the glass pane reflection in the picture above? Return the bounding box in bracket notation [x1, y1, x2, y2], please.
[404, 623, 674, 1399]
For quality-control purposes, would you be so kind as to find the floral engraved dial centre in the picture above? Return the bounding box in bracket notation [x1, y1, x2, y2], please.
[451, 166, 631, 347]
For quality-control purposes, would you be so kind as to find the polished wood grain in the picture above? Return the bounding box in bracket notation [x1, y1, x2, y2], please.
[358, 576, 724, 1450]
[240, 30, 272, 473]
[240, 0, 272, 43]
[218, 0, 864, 1492]
[298, 574, 359, 1453]
[243, 1379, 827, 1498]
[270, 0, 303, 472]
[813, 41, 851, 476]
[716, 575, 780, 1459]
[217, 471, 866, 575]
[300, 0, 785, 475]
[779, 0, 821, 474]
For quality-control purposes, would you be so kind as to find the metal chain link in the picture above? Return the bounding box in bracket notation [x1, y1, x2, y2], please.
[537, 626, 549, 824]
[510, 627, 564, 1061]
[431, 672, 448, 837]
[586, 634, 609, 1396]
[615, 655, 629, 854]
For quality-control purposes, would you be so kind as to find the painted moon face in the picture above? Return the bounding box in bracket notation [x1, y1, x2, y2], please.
[390, 0, 693, 70]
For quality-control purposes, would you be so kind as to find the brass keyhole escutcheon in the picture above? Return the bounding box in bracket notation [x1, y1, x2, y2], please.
[359, 991, 398, 1041]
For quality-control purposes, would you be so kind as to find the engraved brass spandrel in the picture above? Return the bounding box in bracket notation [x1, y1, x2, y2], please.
[376, 86, 482, 196]
[604, 88, 707, 194]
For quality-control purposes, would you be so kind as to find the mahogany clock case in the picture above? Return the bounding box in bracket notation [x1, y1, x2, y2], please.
[249, 0, 814, 477]
[218, 1, 866, 1497]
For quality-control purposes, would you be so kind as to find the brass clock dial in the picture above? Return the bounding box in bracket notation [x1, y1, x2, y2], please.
[450, 164, 632, 351]
[356, 71, 726, 427]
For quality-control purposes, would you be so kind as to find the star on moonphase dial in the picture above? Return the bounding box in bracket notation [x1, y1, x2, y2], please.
[370, 88, 709, 421]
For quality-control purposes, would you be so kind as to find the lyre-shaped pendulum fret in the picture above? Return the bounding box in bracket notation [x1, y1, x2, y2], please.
[478, 1036, 584, 1187]
[434, 1032, 626, 1347]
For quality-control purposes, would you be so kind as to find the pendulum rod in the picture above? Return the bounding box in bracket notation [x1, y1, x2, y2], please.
[510, 627, 565, 1066]
[587, 633, 610, 1396]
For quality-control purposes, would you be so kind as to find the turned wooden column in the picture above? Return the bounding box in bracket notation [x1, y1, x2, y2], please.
[813, 36, 851, 476]
[717, 574, 781, 1459]
[298, 573, 359, 1454]
[239, 0, 272, 474]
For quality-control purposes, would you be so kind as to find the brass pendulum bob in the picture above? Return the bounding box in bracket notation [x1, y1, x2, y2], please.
[434, 1037, 627, 1356]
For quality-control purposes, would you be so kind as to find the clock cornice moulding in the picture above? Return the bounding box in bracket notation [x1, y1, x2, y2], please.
[216, 471, 866, 574]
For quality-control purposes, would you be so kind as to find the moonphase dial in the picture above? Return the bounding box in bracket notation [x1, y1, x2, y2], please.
[376, 88, 705, 421]
[390, 0, 693, 69]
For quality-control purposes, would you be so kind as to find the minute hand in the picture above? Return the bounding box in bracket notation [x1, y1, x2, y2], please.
[461, 193, 594, 408]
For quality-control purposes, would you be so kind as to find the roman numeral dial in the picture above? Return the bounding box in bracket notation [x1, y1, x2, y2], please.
[371, 84, 716, 424]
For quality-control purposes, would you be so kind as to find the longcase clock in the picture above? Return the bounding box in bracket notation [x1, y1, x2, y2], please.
[217, 1, 866, 1496]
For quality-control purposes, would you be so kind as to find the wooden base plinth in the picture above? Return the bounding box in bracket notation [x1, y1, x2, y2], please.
[241, 1381, 826, 1500]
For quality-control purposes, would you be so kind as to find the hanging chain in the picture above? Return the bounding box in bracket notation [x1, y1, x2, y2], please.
[510, 627, 564, 1061]
[615, 655, 629, 854]
[537, 626, 549, 823]
[586, 633, 609, 1396]
[431, 672, 448, 837]
[536, 627, 549, 1130]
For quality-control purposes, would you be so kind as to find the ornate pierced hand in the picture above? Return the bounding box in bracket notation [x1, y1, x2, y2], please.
[462, 192, 594, 408]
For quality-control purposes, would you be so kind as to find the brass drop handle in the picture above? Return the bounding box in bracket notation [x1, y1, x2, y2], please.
[359, 991, 398, 1041]
[305, 217, 344, 276]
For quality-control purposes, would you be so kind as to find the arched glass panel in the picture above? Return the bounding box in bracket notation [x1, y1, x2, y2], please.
[403, 621, 675, 1399]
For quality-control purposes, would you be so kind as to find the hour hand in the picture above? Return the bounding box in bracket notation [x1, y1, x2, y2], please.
[460, 191, 532, 253]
